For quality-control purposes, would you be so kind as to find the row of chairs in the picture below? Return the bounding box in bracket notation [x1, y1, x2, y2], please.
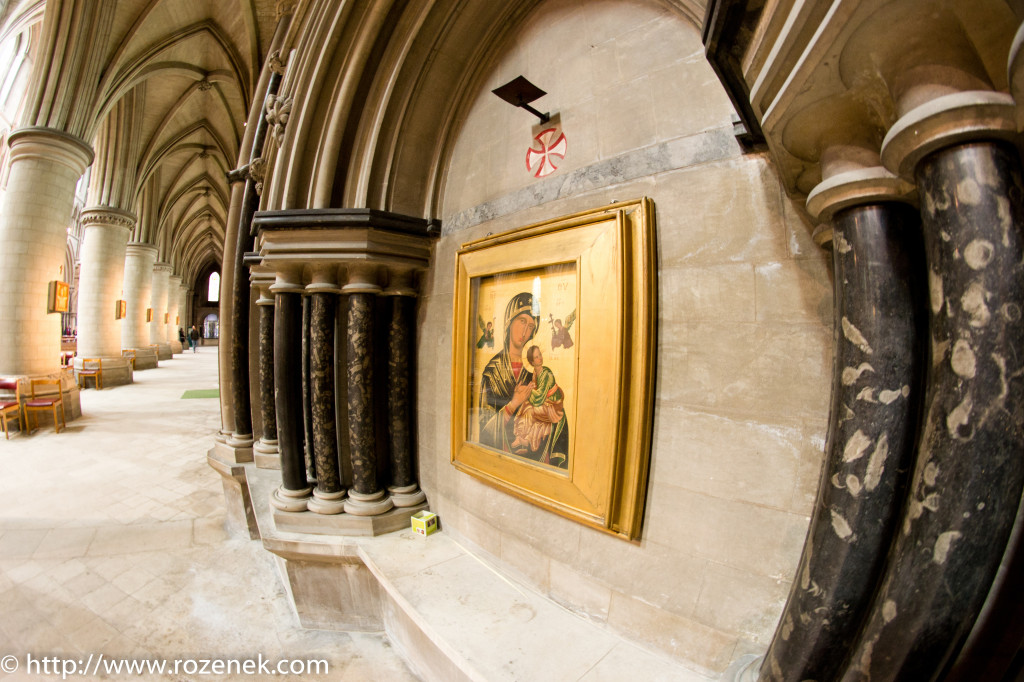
[2, 349, 146, 437]
[0, 378, 66, 438]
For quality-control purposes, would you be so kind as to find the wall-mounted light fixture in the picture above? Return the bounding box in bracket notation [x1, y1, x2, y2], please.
[492, 76, 550, 124]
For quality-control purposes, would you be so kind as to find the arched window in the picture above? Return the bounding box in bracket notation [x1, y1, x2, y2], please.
[208, 271, 220, 302]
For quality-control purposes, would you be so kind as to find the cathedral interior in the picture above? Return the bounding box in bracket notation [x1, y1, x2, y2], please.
[0, 0, 1022, 680]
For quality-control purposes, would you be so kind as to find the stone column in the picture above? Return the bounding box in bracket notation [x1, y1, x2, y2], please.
[149, 262, 172, 359]
[760, 149, 925, 682]
[343, 266, 393, 516]
[270, 266, 312, 512]
[167, 274, 182, 353]
[74, 207, 136, 387]
[839, 91, 1024, 680]
[253, 281, 279, 467]
[306, 266, 345, 514]
[121, 243, 159, 370]
[0, 128, 93, 376]
[383, 269, 426, 507]
[301, 294, 316, 483]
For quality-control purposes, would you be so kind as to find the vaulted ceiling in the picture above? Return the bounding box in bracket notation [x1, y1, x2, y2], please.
[0, 0, 282, 289]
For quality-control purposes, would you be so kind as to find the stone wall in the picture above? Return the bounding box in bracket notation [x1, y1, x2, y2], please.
[415, 0, 833, 672]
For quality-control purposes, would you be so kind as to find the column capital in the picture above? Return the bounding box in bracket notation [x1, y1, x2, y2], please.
[167, 274, 182, 287]
[306, 263, 341, 294]
[80, 206, 137, 234]
[342, 264, 382, 294]
[153, 261, 173, 274]
[269, 265, 304, 294]
[881, 91, 1017, 181]
[7, 127, 93, 176]
[125, 242, 158, 258]
[381, 266, 418, 297]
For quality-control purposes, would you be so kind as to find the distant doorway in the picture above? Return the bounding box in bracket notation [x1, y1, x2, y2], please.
[203, 313, 219, 339]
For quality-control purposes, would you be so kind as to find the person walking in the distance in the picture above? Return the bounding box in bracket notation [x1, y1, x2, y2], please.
[189, 325, 199, 352]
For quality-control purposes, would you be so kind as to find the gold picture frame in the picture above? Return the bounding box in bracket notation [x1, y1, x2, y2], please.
[451, 198, 656, 540]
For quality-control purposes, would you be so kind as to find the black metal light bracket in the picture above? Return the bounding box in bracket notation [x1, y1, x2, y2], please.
[492, 76, 551, 124]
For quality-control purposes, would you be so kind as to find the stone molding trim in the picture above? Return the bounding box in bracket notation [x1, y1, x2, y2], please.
[124, 242, 158, 256]
[806, 167, 916, 221]
[444, 127, 740, 235]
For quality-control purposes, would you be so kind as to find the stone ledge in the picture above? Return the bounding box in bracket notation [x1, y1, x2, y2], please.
[229, 465, 715, 682]
[273, 504, 427, 537]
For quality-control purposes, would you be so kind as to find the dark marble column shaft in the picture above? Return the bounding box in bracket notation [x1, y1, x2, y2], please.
[257, 302, 277, 444]
[387, 295, 415, 489]
[301, 294, 316, 482]
[347, 292, 377, 496]
[228, 179, 256, 440]
[310, 292, 341, 494]
[840, 141, 1024, 681]
[761, 203, 926, 682]
[274, 290, 308, 493]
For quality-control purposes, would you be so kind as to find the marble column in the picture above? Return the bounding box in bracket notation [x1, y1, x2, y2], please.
[167, 274, 182, 353]
[149, 262, 171, 359]
[253, 283, 279, 465]
[383, 270, 426, 507]
[343, 267, 393, 516]
[840, 94, 1024, 680]
[301, 294, 316, 483]
[0, 128, 93, 375]
[75, 207, 136, 386]
[270, 267, 311, 512]
[306, 267, 345, 514]
[121, 242, 159, 370]
[761, 149, 925, 681]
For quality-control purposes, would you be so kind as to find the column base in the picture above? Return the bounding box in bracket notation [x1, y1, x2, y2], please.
[344, 489, 394, 516]
[227, 432, 254, 448]
[270, 485, 313, 512]
[149, 343, 172, 360]
[307, 489, 347, 515]
[127, 346, 159, 370]
[389, 484, 427, 508]
[721, 655, 762, 682]
[72, 355, 133, 389]
[273, 502, 427, 537]
[170, 340, 183, 354]
[253, 438, 280, 469]
[212, 438, 254, 464]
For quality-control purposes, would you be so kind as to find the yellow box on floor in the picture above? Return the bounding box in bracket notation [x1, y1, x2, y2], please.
[411, 511, 438, 536]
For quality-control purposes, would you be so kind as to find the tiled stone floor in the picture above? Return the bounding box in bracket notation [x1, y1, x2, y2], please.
[0, 347, 418, 681]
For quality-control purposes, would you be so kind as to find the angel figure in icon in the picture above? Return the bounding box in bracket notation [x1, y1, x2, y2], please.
[548, 309, 575, 350]
[476, 315, 495, 349]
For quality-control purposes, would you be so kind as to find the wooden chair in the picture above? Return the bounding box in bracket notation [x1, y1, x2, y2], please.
[0, 377, 22, 439]
[78, 357, 103, 389]
[121, 349, 136, 370]
[25, 378, 66, 433]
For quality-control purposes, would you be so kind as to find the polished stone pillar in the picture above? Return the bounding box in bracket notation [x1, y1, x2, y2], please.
[841, 96, 1024, 680]
[760, 199, 925, 682]
[253, 283, 279, 466]
[121, 242, 159, 370]
[270, 268, 311, 511]
[383, 270, 426, 507]
[0, 128, 93, 375]
[301, 294, 316, 483]
[75, 207, 136, 386]
[167, 274, 182, 353]
[343, 267, 393, 516]
[306, 268, 345, 514]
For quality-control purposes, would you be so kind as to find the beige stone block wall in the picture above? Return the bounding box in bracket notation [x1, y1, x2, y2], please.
[416, 0, 832, 673]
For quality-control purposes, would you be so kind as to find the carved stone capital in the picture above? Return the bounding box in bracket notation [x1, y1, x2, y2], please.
[80, 207, 137, 233]
[268, 49, 288, 75]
